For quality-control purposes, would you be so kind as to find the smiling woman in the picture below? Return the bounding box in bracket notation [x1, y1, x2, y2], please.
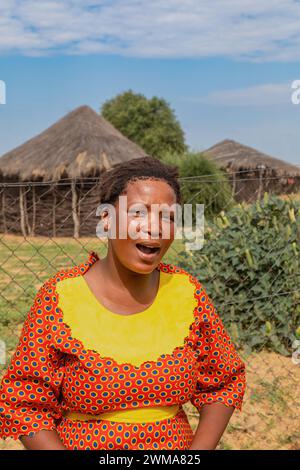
[0, 156, 246, 450]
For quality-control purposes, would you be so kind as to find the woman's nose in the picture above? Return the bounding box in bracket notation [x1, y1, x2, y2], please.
[139, 211, 161, 238]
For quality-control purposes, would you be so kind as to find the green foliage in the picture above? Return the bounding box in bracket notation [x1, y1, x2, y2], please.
[177, 193, 300, 356]
[101, 89, 187, 159]
[161, 150, 234, 218]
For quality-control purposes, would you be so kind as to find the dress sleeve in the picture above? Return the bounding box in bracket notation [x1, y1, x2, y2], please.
[0, 284, 65, 440]
[190, 284, 246, 412]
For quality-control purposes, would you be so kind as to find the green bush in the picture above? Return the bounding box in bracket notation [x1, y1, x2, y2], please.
[161, 151, 234, 219]
[177, 193, 300, 356]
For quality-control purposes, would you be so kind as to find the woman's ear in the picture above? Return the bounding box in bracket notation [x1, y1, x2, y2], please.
[101, 209, 109, 232]
[96, 209, 109, 240]
[96, 203, 117, 239]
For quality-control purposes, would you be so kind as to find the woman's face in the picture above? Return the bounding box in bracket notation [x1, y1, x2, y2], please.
[105, 178, 178, 274]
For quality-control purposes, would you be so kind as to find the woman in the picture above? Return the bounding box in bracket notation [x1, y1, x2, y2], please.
[0, 156, 246, 450]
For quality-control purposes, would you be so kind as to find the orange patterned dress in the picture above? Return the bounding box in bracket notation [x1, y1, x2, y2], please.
[0, 251, 246, 450]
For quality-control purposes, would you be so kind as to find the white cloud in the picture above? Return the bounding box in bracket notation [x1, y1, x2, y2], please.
[1, 0, 300, 61]
[187, 81, 295, 106]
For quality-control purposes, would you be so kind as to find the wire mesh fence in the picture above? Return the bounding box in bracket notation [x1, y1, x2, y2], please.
[0, 172, 299, 450]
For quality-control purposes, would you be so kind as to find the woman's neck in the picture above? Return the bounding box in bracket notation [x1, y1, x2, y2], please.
[94, 250, 160, 308]
[84, 250, 160, 314]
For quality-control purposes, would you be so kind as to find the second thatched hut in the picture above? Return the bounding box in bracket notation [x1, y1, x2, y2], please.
[204, 139, 300, 202]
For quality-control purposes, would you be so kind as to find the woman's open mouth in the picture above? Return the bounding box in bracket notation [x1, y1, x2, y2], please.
[136, 243, 161, 257]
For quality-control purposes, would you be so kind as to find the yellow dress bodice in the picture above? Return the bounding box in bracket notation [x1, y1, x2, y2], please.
[56, 268, 197, 423]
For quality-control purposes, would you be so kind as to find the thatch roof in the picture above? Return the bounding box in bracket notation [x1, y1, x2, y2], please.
[0, 105, 147, 181]
[203, 139, 300, 177]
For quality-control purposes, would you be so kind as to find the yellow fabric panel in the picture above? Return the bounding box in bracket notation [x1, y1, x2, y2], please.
[56, 270, 197, 368]
[64, 404, 180, 423]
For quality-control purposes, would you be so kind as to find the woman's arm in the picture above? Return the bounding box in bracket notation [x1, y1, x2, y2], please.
[0, 284, 66, 445]
[188, 280, 246, 450]
[189, 403, 234, 450]
[20, 429, 67, 450]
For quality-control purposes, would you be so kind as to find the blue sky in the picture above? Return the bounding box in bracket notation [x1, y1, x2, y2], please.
[0, 0, 300, 165]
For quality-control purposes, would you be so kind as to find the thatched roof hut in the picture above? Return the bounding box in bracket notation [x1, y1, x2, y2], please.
[0, 105, 147, 182]
[203, 139, 300, 201]
[204, 139, 300, 176]
[0, 105, 147, 237]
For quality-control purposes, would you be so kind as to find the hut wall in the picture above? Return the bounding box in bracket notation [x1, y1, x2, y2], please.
[0, 179, 103, 237]
[1, 173, 300, 236]
[228, 170, 300, 203]
[0, 185, 21, 234]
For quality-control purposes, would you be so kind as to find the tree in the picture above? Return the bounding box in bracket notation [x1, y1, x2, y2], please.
[100, 90, 187, 159]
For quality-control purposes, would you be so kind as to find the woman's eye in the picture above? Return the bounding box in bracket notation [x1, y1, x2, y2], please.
[128, 209, 174, 220]
[129, 210, 147, 217]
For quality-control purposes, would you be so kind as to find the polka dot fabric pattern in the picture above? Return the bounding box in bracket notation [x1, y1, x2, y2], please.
[56, 408, 194, 450]
[0, 251, 246, 450]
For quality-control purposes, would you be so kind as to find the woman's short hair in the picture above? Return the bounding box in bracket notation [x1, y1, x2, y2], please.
[98, 156, 181, 206]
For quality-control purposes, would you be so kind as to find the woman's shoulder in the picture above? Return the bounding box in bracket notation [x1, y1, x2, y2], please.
[159, 261, 215, 311]
[26, 253, 94, 324]
[158, 260, 202, 286]
[158, 261, 210, 302]
[40, 251, 98, 292]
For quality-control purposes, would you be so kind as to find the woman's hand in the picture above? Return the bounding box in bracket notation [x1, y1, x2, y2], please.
[189, 402, 235, 450]
[20, 429, 67, 450]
